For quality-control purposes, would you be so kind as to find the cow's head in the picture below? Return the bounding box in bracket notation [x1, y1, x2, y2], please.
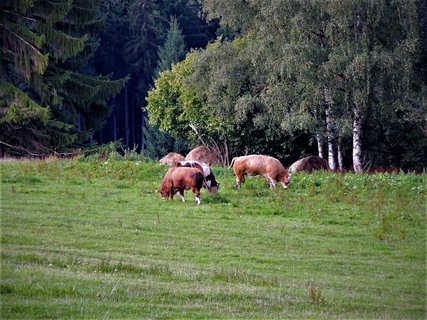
[280, 172, 291, 189]
[209, 183, 220, 194]
[156, 187, 169, 199]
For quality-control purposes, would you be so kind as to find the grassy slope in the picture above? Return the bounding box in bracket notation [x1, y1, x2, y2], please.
[0, 158, 425, 319]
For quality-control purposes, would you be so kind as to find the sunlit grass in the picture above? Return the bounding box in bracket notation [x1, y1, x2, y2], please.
[1, 157, 425, 319]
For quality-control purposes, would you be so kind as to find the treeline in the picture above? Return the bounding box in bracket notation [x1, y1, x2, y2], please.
[147, 0, 427, 171]
[1, 0, 426, 171]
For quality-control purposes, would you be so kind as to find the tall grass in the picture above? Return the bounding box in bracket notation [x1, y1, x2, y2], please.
[1, 156, 425, 319]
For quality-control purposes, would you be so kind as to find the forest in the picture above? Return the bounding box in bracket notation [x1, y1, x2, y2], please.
[1, 0, 426, 172]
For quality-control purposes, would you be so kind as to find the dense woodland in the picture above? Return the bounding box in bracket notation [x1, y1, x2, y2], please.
[1, 0, 426, 171]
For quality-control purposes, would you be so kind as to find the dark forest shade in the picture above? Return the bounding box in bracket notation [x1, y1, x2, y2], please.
[91, 0, 218, 153]
[0, 0, 127, 156]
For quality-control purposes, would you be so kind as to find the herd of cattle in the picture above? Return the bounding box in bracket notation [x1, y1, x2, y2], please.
[157, 154, 327, 205]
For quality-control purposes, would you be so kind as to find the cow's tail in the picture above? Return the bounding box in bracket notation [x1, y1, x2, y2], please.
[228, 157, 237, 170]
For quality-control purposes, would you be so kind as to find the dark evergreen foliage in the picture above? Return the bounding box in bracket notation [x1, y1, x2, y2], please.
[0, 0, 127, 156]
[92, 0, 217, 154]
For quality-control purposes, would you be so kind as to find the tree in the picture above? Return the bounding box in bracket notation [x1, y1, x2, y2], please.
[90, 0, 218, 155]
[0, 0, 127, 156]
[200, 0, 425, 171]
[145, 16, 189, 159]
[154, 16, 186, 77]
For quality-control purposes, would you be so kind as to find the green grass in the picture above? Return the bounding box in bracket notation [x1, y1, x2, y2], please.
[1, 157, 426, 319]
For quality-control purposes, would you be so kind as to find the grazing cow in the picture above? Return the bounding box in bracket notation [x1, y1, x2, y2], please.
[157, 167, 205, 205]
[229, 155, 291, 189]
[175, 160, 220, 193]
[289, 156, 330, 173]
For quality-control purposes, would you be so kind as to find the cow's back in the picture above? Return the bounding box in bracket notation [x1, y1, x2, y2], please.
[171, 167, 204, 189]
[178, 160, 219, 191]
[289, 156, 329, 173]
[243, 155, 285, 174]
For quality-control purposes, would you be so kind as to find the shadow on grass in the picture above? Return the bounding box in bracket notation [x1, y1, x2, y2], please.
[203, 194, 231, 204]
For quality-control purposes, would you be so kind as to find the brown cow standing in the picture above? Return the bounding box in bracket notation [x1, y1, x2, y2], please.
[229, 155, 291, 189]
[157, 167, 205, 205]
[175, 160, 220, 193]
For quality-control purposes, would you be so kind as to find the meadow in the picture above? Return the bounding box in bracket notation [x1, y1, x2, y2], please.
[0, 155, 425, 319]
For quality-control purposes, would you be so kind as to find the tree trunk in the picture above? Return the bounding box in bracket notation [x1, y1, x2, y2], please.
[124, 85, 129, 148]
[113, 111, 117, 142]
[140, 111, 145, 153]
[324, 86, 337, 171]
[77, 112, 82, 131]
[316, 132, 324, 158]
[130, 90, 135, 148]
[337, 136, 344, 173]
[352, 102, 364, 173]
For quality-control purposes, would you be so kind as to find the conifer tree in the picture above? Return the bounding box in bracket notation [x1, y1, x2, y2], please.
[146, 16, 188, 159]
[154, 16, 186, 77]
[0, 0, 127, 156]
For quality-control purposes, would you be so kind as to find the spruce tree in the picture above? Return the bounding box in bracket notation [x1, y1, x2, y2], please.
[146, 15, 188, 159]
[154, 16, 186, 77]
[0, 0, 127, 156]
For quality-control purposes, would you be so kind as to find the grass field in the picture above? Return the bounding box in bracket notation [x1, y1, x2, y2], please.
[1, 156, 426, 319]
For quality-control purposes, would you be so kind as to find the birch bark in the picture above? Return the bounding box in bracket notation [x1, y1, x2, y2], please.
[316, 132, 324, 159]
[352, 102, 364, 173]
[324, 86, 337, 171]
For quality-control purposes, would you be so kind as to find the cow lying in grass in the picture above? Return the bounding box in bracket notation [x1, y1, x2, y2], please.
[157, 167, 205, 205]
[229, 155, 291, 189]
[289, 155, 330, 173]
[175, 160, 220, 193]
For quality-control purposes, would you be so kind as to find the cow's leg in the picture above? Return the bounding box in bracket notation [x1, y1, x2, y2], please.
[270, 178, 277, 188]
[191, 188, 201, 205]
[235, 174, 245, 189]
[265, 176, 276, 188]
[177, 189, 185, 202]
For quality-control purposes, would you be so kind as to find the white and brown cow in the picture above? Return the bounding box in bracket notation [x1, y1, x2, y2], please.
[157, 167, 205, 205]
[175, 160, 220, 193]
[229, 155, 291, 189]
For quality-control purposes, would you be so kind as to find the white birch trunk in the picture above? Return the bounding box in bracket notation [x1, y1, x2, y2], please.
[352, 102, 364, 173]
[337, 136, 344, 173]
[316, 132, 324, 158]
[324, 87, 337, 171]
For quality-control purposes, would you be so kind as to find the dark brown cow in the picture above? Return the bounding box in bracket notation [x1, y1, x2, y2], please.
[289, 156, 330, 173]
[368, 167, 401, 174]
[157, 167, 205, 205]
[229, 155, 291, 189]
[175, 160, 220, 193]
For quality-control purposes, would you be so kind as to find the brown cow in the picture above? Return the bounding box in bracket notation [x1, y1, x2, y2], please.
[159, 152, 185, 165]
[289, 156, 330, 173]
[175, 160, 220, 193]
[229, 155, 291, 189]
[157, 167, 205, 205]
